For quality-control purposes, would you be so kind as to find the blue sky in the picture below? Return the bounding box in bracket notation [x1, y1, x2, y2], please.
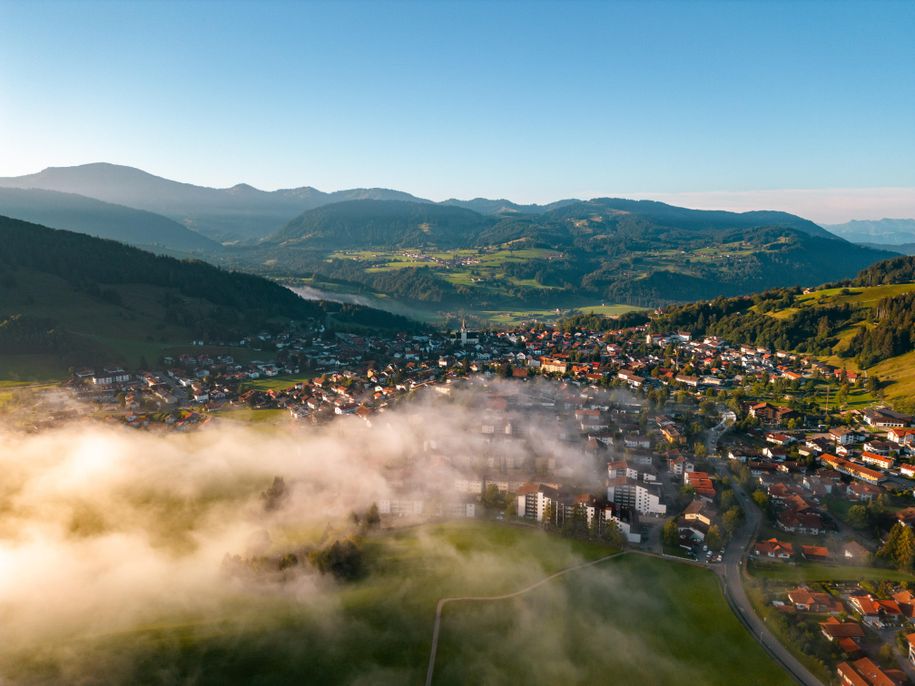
[1, 0, 913, 220]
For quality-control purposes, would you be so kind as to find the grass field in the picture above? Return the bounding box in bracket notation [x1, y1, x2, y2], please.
[238, 374, 312, 392]
[749, 561, 914, 583]
[210, 407, 289, 425]
[3, 522, 791, 685]
[332, 245, 566, 294]
[477, 303, 644, 326]
[797, 283, 915, 307]
[871, 349, 915, 412]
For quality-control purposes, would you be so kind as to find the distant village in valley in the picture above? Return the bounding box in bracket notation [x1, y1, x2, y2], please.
[10, 315, 915, 685]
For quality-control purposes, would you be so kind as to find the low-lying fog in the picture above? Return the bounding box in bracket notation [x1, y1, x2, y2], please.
[0, 379, 619, 680]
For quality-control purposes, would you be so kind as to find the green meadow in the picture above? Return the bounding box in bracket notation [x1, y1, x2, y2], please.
[5, 522, 790, 685]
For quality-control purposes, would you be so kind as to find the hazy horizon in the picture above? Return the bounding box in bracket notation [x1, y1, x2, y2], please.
[3, 161, 914, 225]
[2, 0, 913, 223]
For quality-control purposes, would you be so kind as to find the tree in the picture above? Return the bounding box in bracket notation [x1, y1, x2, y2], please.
[722, 506, 743, 537]
[542, 502, 555, 530]
[694, 442, 707, 459]
[602, 519, 626, 548]
[847, 504, 869, 530]
[879, 522, 904, 562]
[481, 484, 504, 511]
[309, 538, 364, 581]
[706, 525, 723, 551]
[662, 518, 679, 547]
[365, 502, 381, 528]
[261, 476, 289, 512]
[896, 525, 915, 569]
[751, 489, 769, 509]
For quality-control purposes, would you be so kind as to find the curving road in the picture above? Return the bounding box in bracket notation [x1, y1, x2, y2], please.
[708, 422, 824, 686]
[424, 420, 824, 686]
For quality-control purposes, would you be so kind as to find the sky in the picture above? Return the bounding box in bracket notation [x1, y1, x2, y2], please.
[1, 0, 914, 222]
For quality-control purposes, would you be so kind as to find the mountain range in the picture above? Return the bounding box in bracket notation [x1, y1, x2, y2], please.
[248, 195, 893, 308]
[0, 163, 901, 312]
[0, 163, 431, 243]
[824, 218, 915, 246]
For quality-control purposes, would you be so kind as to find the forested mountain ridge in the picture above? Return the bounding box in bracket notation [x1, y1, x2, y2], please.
[0, 163, 897, 313]
[0, 187, 219, 253]
[271, 200, 495, 248]
[250, 198, 893, 308]
[0, 215, 419, 374]
[0, 163, 431, 242]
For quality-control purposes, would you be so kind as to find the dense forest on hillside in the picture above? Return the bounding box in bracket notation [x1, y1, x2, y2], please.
[234, 199, 895, 308]
[652, 256, 915, 374]
[0, 216, 323, 321]
[847, 293, 915, 367]
[652, 293, 860, 354]
[854, 255, 915, 287]
[0, 216, 422, 367]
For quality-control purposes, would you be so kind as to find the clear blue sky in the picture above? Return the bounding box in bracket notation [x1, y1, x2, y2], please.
[1, 0, 913, 216]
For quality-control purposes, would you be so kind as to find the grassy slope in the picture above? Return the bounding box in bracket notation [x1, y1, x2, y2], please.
[4, 522, 791, 686]
[749, 560, 915, 583]
[762, 283, 915, 410]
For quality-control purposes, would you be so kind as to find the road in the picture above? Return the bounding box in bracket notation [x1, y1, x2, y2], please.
[425, 419, 824, 686]
[707, 420, 825, 686]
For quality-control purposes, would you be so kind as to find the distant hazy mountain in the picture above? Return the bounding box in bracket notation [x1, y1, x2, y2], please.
[441, 197, 580, 215]
[859, 241, 915, 256]
[824, 218, 915, 245]
[0, 163, 849, 248]
[546, 198, 838, 239]
[0, 187, 219, 253]
[0, 163, 430, 243]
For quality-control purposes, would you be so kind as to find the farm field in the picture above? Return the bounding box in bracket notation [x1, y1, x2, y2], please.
[238, 374, 312, 392]
[330, 245, 565, 292]
[2, 521, 791, 686]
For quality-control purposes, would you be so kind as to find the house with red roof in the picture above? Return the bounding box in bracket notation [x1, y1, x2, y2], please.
[752, 538, 794, 560]
[837, 657, 899, 686]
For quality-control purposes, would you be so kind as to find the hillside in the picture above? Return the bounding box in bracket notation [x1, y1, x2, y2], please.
[0, 216, 417, 379]
[247, 198, 894, 313]
[652, 255, 915, 411]
[0, 163, 896, 318]
[0, 187, 219, 253]
[272, 199, 496, 248]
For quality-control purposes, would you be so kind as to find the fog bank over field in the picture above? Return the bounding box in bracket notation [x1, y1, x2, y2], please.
[0, 380, 614, 661]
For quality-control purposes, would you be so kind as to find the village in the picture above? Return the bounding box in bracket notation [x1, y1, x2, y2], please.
[32, 317, 915, 685]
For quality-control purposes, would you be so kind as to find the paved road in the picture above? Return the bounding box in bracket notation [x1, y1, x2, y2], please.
[708, 422, 825, 686]
[425, 420, 824, 686]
